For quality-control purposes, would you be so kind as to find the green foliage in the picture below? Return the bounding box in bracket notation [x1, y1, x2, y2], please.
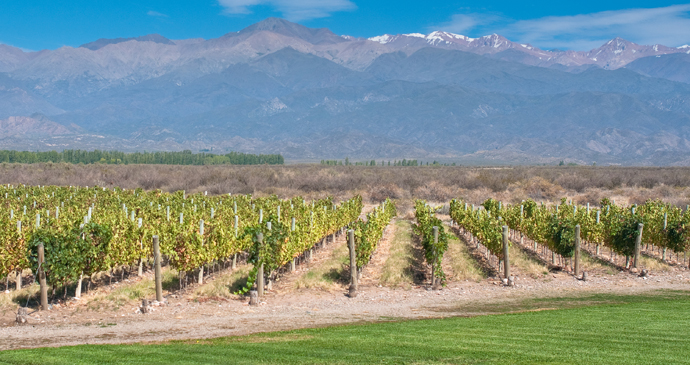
[607, 215, 643, 257]
[27, 221, 112, 286]
[414, 200, 450, 283]
[319, 159, 420, 166]
[547, 215, 577, 257]
[0, 149, 284, 165]
[455, 196, 687, 262]
[0, 185, 362, 295]
[236, 197, 363, 292]
[481, 198, 501, 217]
[450, 199, 504, 259]
[353, 199, 396, 269]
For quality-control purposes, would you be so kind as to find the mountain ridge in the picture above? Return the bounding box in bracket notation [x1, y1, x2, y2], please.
[1, 18, 690, 165]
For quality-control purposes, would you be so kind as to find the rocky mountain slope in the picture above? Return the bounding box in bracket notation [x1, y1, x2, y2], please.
[1, 18, 689, 165]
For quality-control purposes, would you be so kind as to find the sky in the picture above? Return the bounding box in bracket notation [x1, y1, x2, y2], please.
[1, 0, 689, 51]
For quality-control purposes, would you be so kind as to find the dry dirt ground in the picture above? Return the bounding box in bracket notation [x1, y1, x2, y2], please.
[1, 219, 690, 351]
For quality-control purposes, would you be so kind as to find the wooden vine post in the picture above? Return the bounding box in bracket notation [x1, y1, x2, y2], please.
[198, 220, 204, 284]
[574, 224, 581, 276]
[257, 232, 264, 297]
[502, 225, 511, 285]
[232, 215, 239, 270]
[38, 243, 48, 310]
[290, 217, 296, 272]
[153, 235, 163, 302]
[75, 272, 83, 299]
[634, 223, 644, 269]
[266, 222, 272, 290]
[596, 210, 601, 255]
[16, 221, 21, 291]
[662, 213, 668, 261]
[348, 229, 357, 298]
[432, 226, 440, 290]
[138, 218, 144, 277]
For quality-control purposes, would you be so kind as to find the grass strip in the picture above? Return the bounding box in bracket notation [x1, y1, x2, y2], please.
[1, 291, 689, 364]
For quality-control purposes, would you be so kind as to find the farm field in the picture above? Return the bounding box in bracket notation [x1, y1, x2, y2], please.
[1, 291, 689, 364]
[2, 165, 690, 362]
[2, 208, 690, 350]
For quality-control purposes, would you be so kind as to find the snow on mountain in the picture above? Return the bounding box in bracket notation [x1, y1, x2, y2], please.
[3, 18, 689, 97]
[583, 37, 680, 69]
[3, 18, 690, 163]
[368, 31, 474, 46]
[366, 31, 688, 70]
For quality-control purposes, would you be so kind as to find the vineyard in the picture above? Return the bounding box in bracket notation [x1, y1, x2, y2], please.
[448, 197, 690, 275]
[2, 181, 690, 353]
[2, 185, 688, 301]
[413, 200, 450, 288]
[0, 184, 372, 300]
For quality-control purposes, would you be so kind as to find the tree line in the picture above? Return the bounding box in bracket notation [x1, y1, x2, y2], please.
[321, 159, 455, 166]
[0, 150, 284, 165]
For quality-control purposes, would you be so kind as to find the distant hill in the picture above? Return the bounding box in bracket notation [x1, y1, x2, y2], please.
[1, 18, 690, 165]
[626, 53, 690, 84]
[79, 34, 175, 51]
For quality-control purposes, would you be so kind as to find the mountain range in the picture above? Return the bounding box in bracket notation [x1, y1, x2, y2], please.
[1, 17, 690, 165]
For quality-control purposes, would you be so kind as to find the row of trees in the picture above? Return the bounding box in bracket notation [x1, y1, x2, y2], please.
[320, 159, 456, 166]
[0, 150, 284, 165]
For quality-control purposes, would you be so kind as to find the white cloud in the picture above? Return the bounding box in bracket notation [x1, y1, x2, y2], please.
[218, 0, 356, 21]
[147, 10, 169, 17]
[438, 4, 690, 50]
[436, 13, 501, 35]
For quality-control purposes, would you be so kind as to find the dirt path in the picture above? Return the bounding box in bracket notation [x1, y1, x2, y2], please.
[450, 225, 549, 279]
[270, 231, 349, 292]
[358, 220, 396, 287]
[443, 224, 486, 282]
[378, 220, 426, 288]
[2, 266, 690, 350]
[506, 229, 673, 277]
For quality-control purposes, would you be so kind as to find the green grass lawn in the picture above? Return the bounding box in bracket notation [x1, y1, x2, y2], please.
[2, 291, 690, 364]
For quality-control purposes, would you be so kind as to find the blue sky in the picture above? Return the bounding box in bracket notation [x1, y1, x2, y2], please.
[2, 0, 689, 51]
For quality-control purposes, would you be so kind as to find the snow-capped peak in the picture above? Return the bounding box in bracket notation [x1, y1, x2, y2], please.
[427, 31, 474, 42]
[678, 45, 689, 49]
[368, 31, 475, 45]
[481, 33, 502, 40]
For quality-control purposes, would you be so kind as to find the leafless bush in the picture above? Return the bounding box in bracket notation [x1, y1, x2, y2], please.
[524, 177, 562, 200]
[477, 171, 510, 192]
[1, 164, 690, 207]
[368, 184, 405, 203]
[578, 189, 605, 206]
[555, 174, 590, 193]
[413, 181, 454, 202]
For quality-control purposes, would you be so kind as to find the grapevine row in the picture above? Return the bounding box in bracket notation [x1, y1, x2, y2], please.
[0, 184, 363, 292]
[413, 200, 449, 286]
[450, 197, 690, 269]
[353, 198, 397, 270]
